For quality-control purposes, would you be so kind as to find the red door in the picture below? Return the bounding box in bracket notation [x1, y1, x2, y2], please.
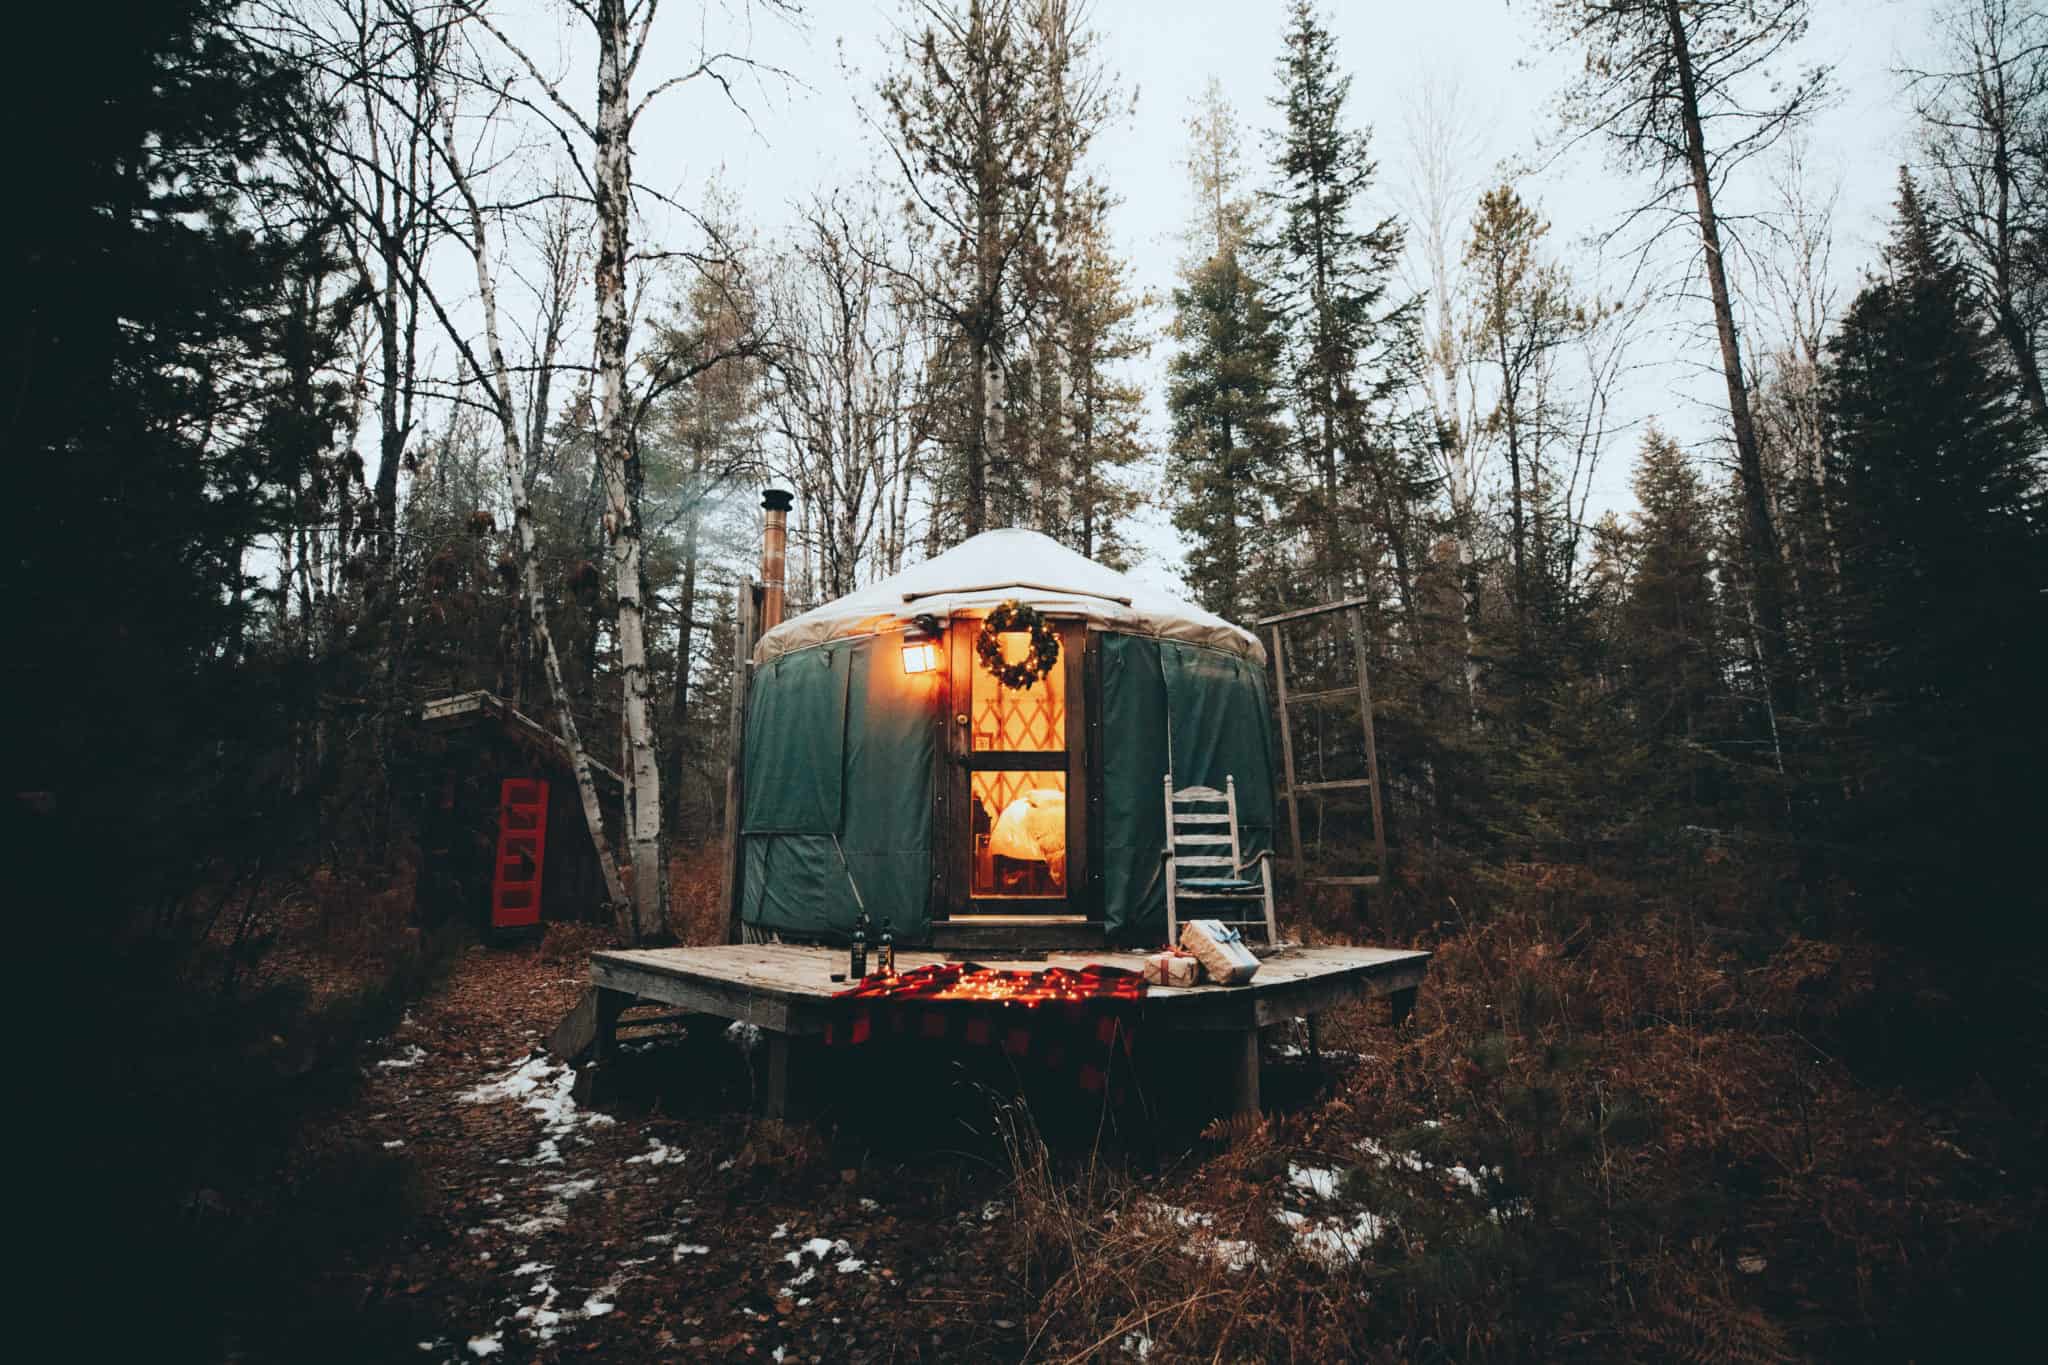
[491, 778, 549, 931]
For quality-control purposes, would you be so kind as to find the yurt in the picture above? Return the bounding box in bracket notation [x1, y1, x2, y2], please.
[735, 527, 1278, 947]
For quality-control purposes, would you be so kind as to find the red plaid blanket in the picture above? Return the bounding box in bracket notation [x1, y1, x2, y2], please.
[825, 962, 1144, 1094]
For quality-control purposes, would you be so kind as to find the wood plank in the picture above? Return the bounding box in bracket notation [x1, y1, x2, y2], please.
[1228, 1028, 1260, 1115]
[1270, 625, 1306, 877]
[587, 944, 1432, 1041]
[1308, 875, 1383, 887]
[1293, 778, 1375, 793]
[1349, 605, 1388, 877]
[1280, 686, 1361, 707]
[547, 988, 602, 1063]
[592, 955, 814, 1035]
[1251, 594, 1377, 627]
[904, 581, 1133, 607]
[720, 581, 758, 944]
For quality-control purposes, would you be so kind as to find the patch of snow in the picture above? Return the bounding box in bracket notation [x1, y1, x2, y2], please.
[858, 1197, 880, 1212]
[671, 1243, 710, 1260]
[461, 1054, 613, 1175]
[511, 1262, 553, 1277]
[643, 1233, 675, 1246]
[1355, 1136, 1494, 1200]
[981, 1200, 1005, 1222]
[626, 1137, 687, 1166]
[378, 1045, 428, 1069]
[1275, 1208, 1386, 1267]
[772, 1349, 786, 1363]
[1209, 1239, 1262, 1272]
[1134, 1198, 1213, 1231]
[770, 1222, 789, 1239]
[1134, 1200, 1261, 1272]
[1288, 1164, 1345, 1201]
[465, 1333, 503, 1358]
[726, 1020, 763, 1052]
[1121, 1331, 1154, 1359]
[835, 1257, 867, 1274]
[382, 1139, 406, 1150]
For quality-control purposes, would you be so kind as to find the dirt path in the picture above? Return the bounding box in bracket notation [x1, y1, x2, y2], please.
[333, 939, 1036, 1364]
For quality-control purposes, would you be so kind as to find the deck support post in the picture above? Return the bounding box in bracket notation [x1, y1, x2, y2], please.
[1228, 1027, 1260, 1115]
[1306, 1013, 1321, 1062]
[763, 1033, 793, 1120]
[1389, 986, 1417, 1029]
[595, 988, 630, 1063]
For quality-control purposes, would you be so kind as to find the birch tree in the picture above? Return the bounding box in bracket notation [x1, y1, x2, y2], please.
[459, 0, 792, 941]
[1399, 71, 1485, 720]
[433, 94, 628, 911]
[763, 195, 933, 599]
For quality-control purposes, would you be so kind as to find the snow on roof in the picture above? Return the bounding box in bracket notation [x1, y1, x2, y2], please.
[752, 528, 1265, 665]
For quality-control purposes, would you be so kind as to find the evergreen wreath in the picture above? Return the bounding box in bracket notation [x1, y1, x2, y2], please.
[976, 600, 1060, 690]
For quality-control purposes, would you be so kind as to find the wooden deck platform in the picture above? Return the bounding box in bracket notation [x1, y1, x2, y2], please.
[580, 943, 1429, 1117]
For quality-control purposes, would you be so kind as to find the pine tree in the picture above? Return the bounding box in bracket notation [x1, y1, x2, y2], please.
[1259, 0, 1414, 602]
[1614, 427, 1723, 755]
[1168, 248, 1291, 624]
[1821, 171, 2047, 922]
[1166, 85, 1289, 622]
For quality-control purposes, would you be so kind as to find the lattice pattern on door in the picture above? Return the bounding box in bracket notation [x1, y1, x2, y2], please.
[970, 634, 1066, 752]
[972, 769, 1068, 820]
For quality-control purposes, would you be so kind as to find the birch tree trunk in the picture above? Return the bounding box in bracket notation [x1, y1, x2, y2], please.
[592, 0, 666, 943]
[441, 110, 627, 913]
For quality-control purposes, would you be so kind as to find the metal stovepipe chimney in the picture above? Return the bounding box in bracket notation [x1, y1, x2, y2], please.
[760, 488, 793, 632]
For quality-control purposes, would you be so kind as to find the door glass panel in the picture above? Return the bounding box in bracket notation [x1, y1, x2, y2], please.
[970, 772, 1068, 898]
[971, 631, 1066, 752]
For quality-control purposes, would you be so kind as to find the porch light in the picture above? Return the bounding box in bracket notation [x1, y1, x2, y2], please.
[901, 615, 942, 675]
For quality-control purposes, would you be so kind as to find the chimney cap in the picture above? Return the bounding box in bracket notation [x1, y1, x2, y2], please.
[762, 488, 794, 512]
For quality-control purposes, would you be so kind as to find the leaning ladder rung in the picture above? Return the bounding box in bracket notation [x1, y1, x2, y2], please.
[1283, 686, 1360, 706]
[1173, 812, 1231, 825]
[1173, 833, 1232, 845]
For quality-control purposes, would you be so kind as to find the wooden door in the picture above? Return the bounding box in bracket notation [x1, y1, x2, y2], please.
[944, 618, 1088, 916]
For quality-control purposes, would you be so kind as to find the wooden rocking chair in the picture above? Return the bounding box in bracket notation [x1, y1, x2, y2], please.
[1163, 774, 1280, 949]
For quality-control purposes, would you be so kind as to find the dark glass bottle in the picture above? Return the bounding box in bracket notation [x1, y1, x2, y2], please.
[879, 919, 895, 976]
[850, 912, 869, 979]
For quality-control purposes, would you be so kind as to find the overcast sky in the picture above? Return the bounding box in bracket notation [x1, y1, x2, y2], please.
[490, 0, 1944, 596]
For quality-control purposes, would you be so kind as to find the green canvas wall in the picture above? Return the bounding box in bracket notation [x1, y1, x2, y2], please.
[740, 637, 936, 942]
[1096, 634, 1277, 942]
[738, 630, 1274, 946]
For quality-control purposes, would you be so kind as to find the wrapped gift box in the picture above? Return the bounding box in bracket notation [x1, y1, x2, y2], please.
[1142, 949, 1200, 988]
[1179, 919, 1260, 985]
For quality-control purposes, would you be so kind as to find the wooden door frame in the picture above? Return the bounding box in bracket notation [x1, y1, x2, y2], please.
[933, 617, 1092, 920]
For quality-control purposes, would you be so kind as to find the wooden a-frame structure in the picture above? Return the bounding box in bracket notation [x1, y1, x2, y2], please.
[1255, 597, 1387, 890]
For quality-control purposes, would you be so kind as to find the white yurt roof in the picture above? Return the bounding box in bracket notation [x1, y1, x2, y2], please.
[753, 528, 1265, 666]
